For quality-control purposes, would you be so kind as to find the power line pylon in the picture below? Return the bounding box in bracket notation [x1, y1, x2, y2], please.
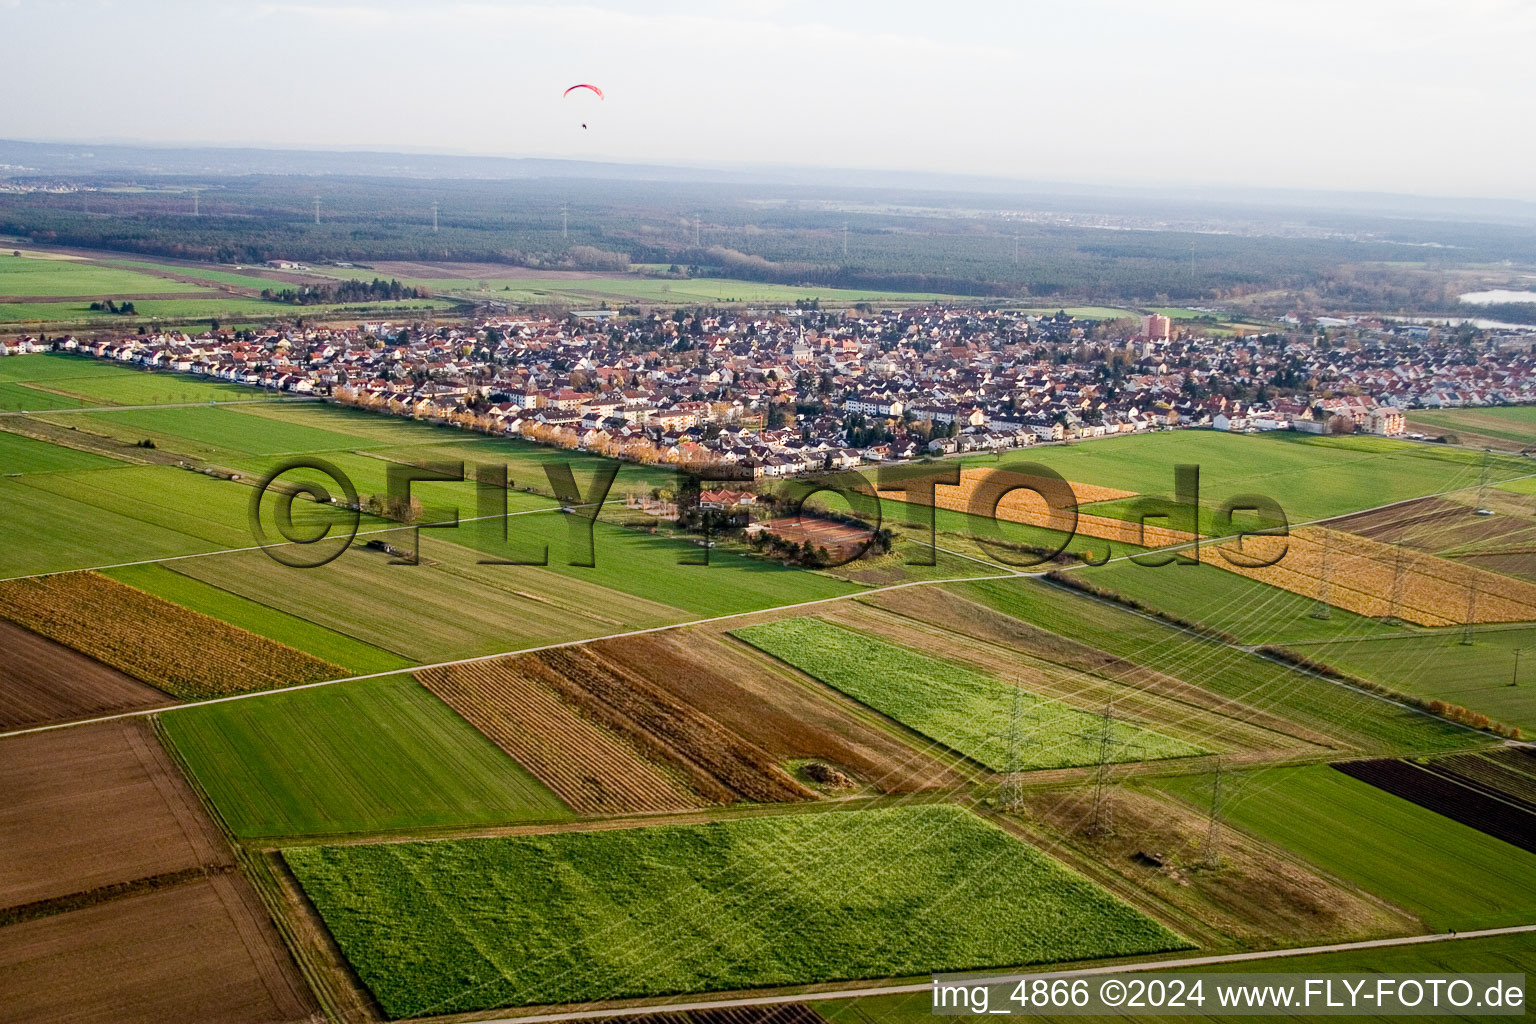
[431, 201, 439, 233]
[1199, 758, 1224, 868]
[1075, 702, 1142, 836]
[1462, 582, 1478, 646]
[1477, 449, 1493, 512]
[1002, 683, 1024, 809]
[1311, 529, 1332, 620]
[1389, 524, 1408, 624]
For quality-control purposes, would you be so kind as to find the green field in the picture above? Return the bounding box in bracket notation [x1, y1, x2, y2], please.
[283, 804, 1189, 1015]
[0, 352, 273, 405]
[0, 356, 857, 655]
[956, 578, 1477, 755]
[37, 373, 269, 406]
[1408, 405, 1536, 447]
[0, 477, 225, 578]
[1065, 549, 1536, 732]
[442, 508, 861, 618]
[163, 674, 569, 837]
[0, 253, 216, 297]
[0, 430, 122, 475]
[19, 465, 280, 547]
[817, 932, 1536, 1024]
[732, 617, 1207, 770]
[1279, 627, 1536, 731]
[0, 353, 138, 382]
[0, 381, 96, 411]
[81, 404, 373, 457]
[2, 463, 360, 578]
[104, 562, 411, 675]
[1158, 765, 1536, 931]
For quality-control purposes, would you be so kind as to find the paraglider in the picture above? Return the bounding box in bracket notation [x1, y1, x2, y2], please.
[564, 84, 603, 129]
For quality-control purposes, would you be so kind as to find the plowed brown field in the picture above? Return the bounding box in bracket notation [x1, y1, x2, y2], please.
[590, 631, 969, 792]
[0, 874, 316, 1024]
[0, 717, 315, 1023]
[526, 646, 817, 803]
[0, 620, 170, 729]
[0, 719, 226, 909]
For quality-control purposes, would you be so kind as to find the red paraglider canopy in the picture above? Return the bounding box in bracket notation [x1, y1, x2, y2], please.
[563, 84, 604, 99]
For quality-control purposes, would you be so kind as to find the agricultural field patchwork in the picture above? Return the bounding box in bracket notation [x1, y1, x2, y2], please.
[1016, 783, 1417, 949]
[1211, 527, 1536, 626]
[590, 629, 971, 793]
[860, 584, 1333, 757]
[0, 571, 345, 699]
[478, 646, 817, 804]
[283, 805, 1190, 1015]
[1, 344, 1534, 1018]
[173, 538, 689, 663]
[102, 562, 411, 675]
[163, 675, 571, 837]
[956, 577, 1478, 754]
[1158, 765, 1536, 932]
[953, 431, 1518, 524]
[1332, 757, 1536, 853]
[732, 617, 1208, 770]
[417, 656, 705, 815]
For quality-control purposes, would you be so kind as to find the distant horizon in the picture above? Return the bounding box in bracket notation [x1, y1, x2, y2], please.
[6, 134, 1536, 214]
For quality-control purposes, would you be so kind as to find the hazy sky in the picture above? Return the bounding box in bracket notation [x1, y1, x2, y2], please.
[4, 0, 1534, 198]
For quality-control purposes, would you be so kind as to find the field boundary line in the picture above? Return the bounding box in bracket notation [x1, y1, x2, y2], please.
[468, 924, 1536, 1024]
